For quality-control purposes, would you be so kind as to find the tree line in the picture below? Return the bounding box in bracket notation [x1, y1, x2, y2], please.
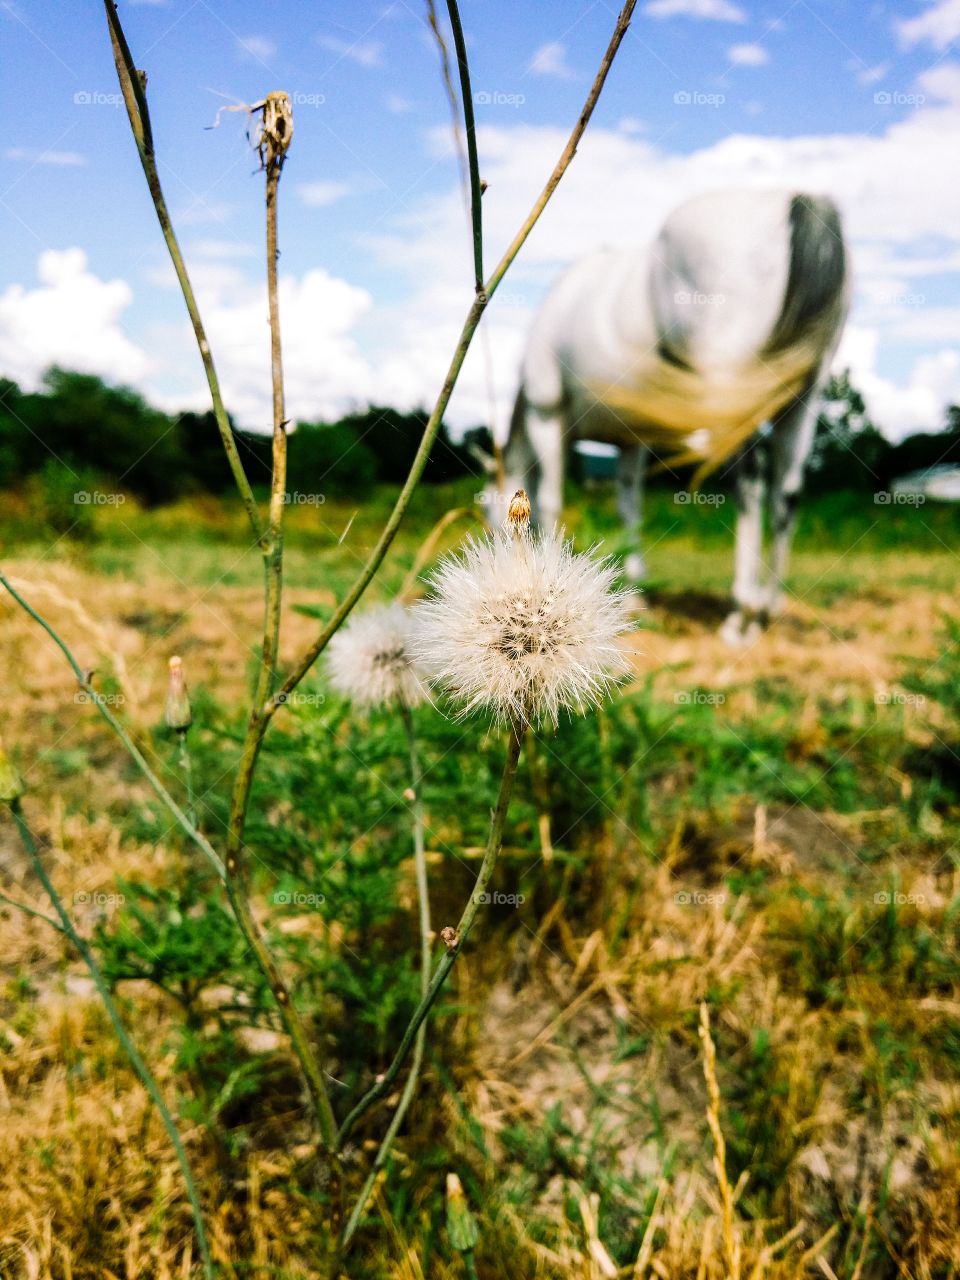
[0, 368, 491, 505]
[1, 367, 958, 506]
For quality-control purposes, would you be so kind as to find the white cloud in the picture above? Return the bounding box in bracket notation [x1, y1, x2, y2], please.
[155, 264, 375, 429]
[0, 249, 151, 389]
[644, 0, 746, 19]
[298, 181, 353, 208]
[728, 43, 769, 66]
[237, 35, 276, 62]
[317, 34, 383, 67]
[918, 61, 960, 103]
[897, 0, 960, 49]
[837, 326, 960, 439]
[4, 147, 85, 167]
[528, 42, 576, 79]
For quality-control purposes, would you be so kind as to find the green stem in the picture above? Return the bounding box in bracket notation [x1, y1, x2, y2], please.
[7, 798, 215, 1280]
[0, 572, 224, 881]
[445, 0, 484, 291]
[266, 0, 638, 720]
[103, 0, 263, 543]
[338, 704, 433, 1250]
[0, 889, 63, 933]
[336, 717, 523, 1149]
[219, 103, 339, 1160]
[176, 730, 196, 830]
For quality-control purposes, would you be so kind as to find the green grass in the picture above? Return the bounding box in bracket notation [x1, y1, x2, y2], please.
[4, 481, 960, 1276]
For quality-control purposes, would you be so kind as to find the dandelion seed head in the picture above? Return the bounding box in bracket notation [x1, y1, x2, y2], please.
[411, 528, 636, 726]
[327, 602, 426, 710]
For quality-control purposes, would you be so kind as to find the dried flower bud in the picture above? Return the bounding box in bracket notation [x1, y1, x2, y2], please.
[445, 1172, 479, 1253]
[164, 656, 192, 732]
[259, 91, 293, 171]
[440, 926, 459, 951]
[506, 488, 531, 537]
[0, 741, 25, 803]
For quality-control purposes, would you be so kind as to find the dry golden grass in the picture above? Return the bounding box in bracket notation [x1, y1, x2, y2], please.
[2, 496, 960, 1279]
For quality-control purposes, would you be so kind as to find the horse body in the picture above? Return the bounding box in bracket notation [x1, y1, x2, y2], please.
[500, 187, 849, 642]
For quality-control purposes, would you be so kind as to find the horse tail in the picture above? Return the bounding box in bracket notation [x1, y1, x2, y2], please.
[764, 193, 848, 356]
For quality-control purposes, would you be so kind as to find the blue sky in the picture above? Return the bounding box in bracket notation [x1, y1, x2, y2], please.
[2, 0, 960, 440]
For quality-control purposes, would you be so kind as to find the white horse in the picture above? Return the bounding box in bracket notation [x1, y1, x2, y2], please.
[493, 188, 849, 643]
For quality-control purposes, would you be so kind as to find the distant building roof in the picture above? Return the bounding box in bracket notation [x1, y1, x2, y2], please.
[892, 465, 960, 501]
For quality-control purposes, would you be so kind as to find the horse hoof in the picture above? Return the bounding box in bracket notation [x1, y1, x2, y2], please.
[720, 611, 763, 648]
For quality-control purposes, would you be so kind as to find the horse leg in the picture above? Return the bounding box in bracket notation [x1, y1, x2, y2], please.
[766, 389, 820, 618]
[498, 386, 538, 524]
[525, 405, 565, 529]
[617, 442, 649, 582]
[721, 440, 768, 646]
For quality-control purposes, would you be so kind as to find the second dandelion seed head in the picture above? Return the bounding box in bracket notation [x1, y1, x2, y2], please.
[327, 602, 427, 710]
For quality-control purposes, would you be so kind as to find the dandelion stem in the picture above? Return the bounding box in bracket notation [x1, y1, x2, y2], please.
[0, 572, 225, 881]
[337, 716, 523, 1149]
[176, 729, 196, 830]
[6, 797, 215, 1280]
[339, 704, 433, 1250]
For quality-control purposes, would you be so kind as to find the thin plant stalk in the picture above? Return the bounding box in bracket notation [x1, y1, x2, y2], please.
[218, 97, 340, 1162]
[264, 0, 638, 726]
[103, 0, 262, 542]
[0, 571, 225, 882]
[6, 797, 215, 1280]
[445, 0, 484, 292]
[337, 716, 524, 1149]
[0, 889, 63, 932]
[525, 728, 554, 864]
[339, 703, 433, 1250]
[176, 730, 197, 830]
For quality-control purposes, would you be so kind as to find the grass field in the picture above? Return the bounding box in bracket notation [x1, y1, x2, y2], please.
[2, 480, 960, 1278]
